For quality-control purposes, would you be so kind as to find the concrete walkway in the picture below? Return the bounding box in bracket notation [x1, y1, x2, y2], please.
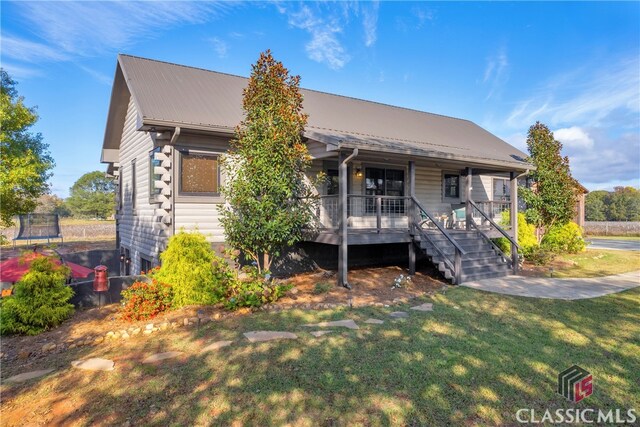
[461, 271, 640, 300]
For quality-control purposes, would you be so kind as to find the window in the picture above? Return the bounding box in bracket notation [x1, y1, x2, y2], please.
[131, 159, 137, 210]
[179, 150, 219, 195]
[493, 178, 511, 201]
[326, 169, 339, 195]
[140, 257, 153, 274]
[149, 147, 161, 200]
[443, 173, 460, 199]
[365, 167, 405, 213]
[118, 170, 123, 212]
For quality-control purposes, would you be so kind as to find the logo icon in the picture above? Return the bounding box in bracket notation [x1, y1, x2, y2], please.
[558, 365, 593, 403]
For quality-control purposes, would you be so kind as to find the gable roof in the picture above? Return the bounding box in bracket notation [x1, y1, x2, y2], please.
[103, 54, 531, 170]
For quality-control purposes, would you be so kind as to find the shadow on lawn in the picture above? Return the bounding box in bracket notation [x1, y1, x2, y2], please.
[2, 288, 639, 425]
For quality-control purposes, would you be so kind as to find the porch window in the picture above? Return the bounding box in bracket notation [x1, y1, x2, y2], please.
[365, 167, 405, 213]
[493, 178, 511, 201]
[149, 147, 161, 200]
[326, 169, 339, 195]
[443, 173, 460, 199]
[179, 150, 219, 195]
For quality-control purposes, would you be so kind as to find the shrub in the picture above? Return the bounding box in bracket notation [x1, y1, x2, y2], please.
[224, 266, 291, 310]
[495, 211, 539, 257]
[525, 246, 556, 266]
[120, 279, 173, 321]
[155, 231, 232, 308]
[313, 282, 332, 294]
[542, 221, 586, 254]
[0, 257, 74, 335]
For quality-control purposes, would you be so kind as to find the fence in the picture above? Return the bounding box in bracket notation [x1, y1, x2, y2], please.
[583, 221, 640, 236]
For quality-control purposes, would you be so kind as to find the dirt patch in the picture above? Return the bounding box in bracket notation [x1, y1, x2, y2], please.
[1, 265, 445, 371]
[518, 259, 577, 278]
[0, 240, 116, 261]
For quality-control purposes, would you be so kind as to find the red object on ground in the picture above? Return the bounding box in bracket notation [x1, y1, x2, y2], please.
[0, 252, 94, 283]
[93, 265, 109, 292]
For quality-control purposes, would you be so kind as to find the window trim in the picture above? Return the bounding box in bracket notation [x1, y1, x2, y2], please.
[442, 171, 461, 201]
[149, 147, 162, 203]
[140, 255, 153, 275]
[175, 148, 222, 203]
[131, 159, 137, 213]
[492, 177, 511, 201]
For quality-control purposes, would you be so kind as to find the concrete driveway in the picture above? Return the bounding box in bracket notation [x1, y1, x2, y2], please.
[461, 271, 640, 300]
[587, 238, 640, 251]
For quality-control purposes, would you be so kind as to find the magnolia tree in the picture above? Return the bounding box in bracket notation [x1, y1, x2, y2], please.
[520, 121, 578, 232]
[219, 50, 318, 273]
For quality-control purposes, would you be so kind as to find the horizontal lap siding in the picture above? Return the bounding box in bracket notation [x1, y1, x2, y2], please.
[174, 203, 225, 242]
[118, 97, 166, 273]
[415, 165, 451, 214]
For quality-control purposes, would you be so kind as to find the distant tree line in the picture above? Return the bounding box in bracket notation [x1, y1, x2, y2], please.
[586, 187, 640, 221]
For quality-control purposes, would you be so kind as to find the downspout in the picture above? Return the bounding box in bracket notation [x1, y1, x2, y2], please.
[339, 148, 358, 289]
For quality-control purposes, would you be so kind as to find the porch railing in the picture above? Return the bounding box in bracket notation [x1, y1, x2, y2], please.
[317, 195, 410, 230]
[473, 200, 511, 222]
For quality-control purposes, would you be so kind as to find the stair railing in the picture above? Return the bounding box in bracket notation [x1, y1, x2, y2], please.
[467, 199, 520, 273]
[411, 196, 466, 284]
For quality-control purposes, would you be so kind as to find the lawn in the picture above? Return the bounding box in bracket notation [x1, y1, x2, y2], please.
[2, 287, 638, 426]
[531, 249, 640, 279]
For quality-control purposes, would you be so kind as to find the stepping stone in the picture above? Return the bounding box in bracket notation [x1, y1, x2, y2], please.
[71, 358, 115, 371]
[410, 303, 434, 312]
[243, 331, 298, 342]
[142, 351, 185, 364]
[201, 340, 233, 352]
[364, 318, 384, 324]
[389, 311, 409, 318]
[303, 319, 360, 330]
[5, 369, 55, 383]
[310, 330, 333, 337]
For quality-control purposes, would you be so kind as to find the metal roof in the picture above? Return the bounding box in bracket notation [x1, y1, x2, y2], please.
[106, 54, 530, 170]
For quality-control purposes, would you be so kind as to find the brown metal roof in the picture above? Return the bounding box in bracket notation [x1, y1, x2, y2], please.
[109, 54, 530, 169]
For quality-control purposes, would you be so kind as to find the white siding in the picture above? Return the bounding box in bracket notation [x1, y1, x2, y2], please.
[174, 203, 224, 242]
[117, 97, 167, 274]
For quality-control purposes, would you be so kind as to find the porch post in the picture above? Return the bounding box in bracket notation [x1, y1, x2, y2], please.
[510, 171, 519, 274]
[408, 161, 416, 275]
[338, 151, 349, 287]
[465, 167, 473, 230]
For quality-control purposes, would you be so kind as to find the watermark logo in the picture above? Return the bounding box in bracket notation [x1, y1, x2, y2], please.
[557, 365, 593, 403]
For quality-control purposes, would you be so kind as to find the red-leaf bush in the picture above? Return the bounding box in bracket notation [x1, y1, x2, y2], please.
[120, 278, 173, 321]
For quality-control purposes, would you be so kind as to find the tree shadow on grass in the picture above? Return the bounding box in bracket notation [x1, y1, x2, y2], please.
[1, 288, 639, 426]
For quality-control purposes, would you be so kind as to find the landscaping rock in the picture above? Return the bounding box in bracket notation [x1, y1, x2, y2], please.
[131, 328, 141, 335]
[145, 324, 154, 330]
[183, 318, 190, 326]
[71, 358, 115, 371]
[143, 330, 153, 335]
[303, 319, 360, 330]
[243, 331, 298, 342]
[5, 369, 55, 383]
[106, 331, 116, 338]
[201, 340, 233, 352]
[310, 330, 333, 337]
[364, 318, 384, 324]
[42, 343, 56, 352]
[18, 350, 31, 360]
[94, 336, 105, 344]
[410, 303, 433, 312]
[142, 351, 185, 364]
[389, 311, 409, 318]
[121, 332, 130, 340]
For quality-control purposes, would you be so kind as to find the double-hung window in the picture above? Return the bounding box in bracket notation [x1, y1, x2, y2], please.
[443, 173, 460, 199]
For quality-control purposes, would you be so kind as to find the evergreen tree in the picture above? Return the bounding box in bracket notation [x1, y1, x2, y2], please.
[66, 171, 116, 219]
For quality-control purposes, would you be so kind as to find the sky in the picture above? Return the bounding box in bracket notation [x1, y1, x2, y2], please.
[1, 1, 639, 198]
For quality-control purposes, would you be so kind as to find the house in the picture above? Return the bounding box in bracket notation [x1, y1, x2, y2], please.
[101, 54, 532, 286]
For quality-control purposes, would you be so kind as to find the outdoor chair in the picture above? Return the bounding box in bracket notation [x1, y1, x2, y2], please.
[450, 205, 466, 229]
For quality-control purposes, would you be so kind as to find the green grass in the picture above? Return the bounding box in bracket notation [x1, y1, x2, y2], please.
[2, 287, 639, 425]
[548, 249, 640, 278]
[587, 235, 640, 241]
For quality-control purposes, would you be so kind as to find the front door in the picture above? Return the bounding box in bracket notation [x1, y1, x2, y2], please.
[365, 167, 405, 213]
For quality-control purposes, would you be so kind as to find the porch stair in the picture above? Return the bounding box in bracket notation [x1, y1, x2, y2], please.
[414, 230, 512, 284]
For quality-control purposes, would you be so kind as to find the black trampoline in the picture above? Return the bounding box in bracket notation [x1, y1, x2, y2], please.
[12, 214, 63, 248]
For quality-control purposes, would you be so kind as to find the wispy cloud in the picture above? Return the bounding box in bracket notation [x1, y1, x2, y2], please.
[483, 47, 509, 101]
[209, 37, 228, 58]
[1, 35, 69, 63]
[285, 5, 350, 70]
[506, 57, 640, 129]
[77, 65, 112, 86]
[362, 1, 379, 47]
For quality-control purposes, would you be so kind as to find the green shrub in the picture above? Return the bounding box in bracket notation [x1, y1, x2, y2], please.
[542, 221, 586, 254]
[120, 278, 173, 321]
[313, 282, 332, 294]
[155, 231, 232, 308]
[495, 211, 539, 256]
[525, 246, 556, 266]
[0, 257, 74, 335]
[224, 266, 291, 310]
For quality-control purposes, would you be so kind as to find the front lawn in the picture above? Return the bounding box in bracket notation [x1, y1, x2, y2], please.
[522, 249, 640, 278]
[2, 287, 638, 425]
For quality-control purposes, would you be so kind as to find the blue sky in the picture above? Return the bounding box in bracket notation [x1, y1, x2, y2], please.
[2, 1, 639, 197]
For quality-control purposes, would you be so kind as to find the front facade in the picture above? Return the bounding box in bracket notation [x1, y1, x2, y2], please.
[102, 55, 531, 284]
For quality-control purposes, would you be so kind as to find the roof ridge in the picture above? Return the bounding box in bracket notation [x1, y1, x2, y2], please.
[117, 53, 473, 124]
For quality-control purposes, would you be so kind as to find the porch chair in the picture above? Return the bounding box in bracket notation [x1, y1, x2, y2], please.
[450, 205, 466, 229]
